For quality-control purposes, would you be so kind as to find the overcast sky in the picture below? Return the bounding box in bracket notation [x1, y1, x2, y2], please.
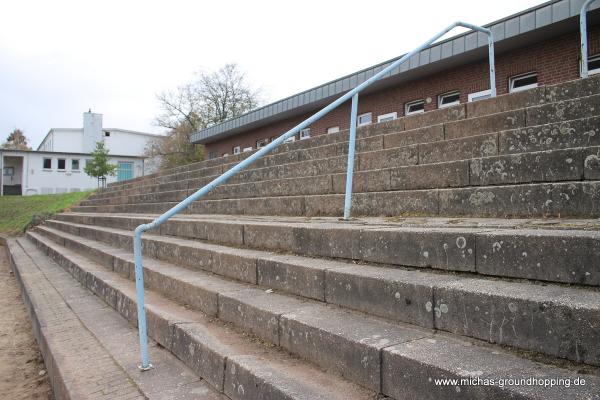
[0, 0, 548, 148]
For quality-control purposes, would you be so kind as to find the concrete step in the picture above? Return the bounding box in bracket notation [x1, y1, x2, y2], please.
[105, 75, 600, 193]
[81, 145, 600, 208]
[20, 232, 374, 400]
[90, 112, 600, 203]
[25, 228, 600, 399]
[74, 180, 600, 219]
[53, 213, 600, 286]
[35, 220, 600, 366]
[5, 238, 223, 400]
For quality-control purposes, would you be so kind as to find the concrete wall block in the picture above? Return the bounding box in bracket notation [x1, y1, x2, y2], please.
[419, 133, 498, 164]
[445, 110, 526, 140]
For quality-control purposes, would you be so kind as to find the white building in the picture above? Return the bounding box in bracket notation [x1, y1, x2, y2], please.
[1, 111, 163, 196]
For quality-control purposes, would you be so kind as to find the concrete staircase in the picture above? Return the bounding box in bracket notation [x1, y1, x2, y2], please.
[8, 76, 600, 399]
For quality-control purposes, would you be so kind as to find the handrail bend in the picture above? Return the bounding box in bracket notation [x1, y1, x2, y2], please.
[133, 21, 496, 369]
[581, 0, 599, 78]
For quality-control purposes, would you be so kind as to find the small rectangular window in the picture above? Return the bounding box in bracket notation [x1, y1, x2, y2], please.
[299, 128, 311, 140]
[43, 158, 52, 169]
[242, 146, 253, 152]
[357, 113, 372, 126]
[208, 151, 217, 159]
[71, 159, 80, 170]
[438, 91, 460, 108]
[85, 159, 92, 167]
[104, 131, 111, 137]
[405, 100, 425, 115]
[326, 126, 340, 134]
[509, 72, 538, 93]
[233, 146, 241, 155]
[377, 112, 397, 123]
[468, 89, 492, 102]
[3, 167, 14, 176]
[57, 158, 66, 170]
[588, 55, 600, 75]
[256, 138, 269, 148]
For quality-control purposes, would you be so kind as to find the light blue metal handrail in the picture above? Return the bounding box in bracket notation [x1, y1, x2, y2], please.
[132, 21, 496, 370]
[581, 0, 599, 78]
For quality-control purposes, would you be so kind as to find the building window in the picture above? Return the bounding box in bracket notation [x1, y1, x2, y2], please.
[468, 89, 492, 102]
[71, 159, 80, 171]
[588, 54, 600, 75]
[85, 159, 92, 167]
[57, 159, 66, 170]
[438, 91, 460, 108]
[299, 128, 311, 140]
[3, 167, 14, 176]
[233, 146, 241, 155]
[405, 100, 425, 115]
[208, 151, 217, 159]
[117, 161, 133, 181]
[357, 113, 372, 126]
[104, 131, 111, 137]
[377, 112, 397, 123]
[256, 138, 269, 148]
[327, 126, 340, 134]
[242, 146, 253, 152]
[43, 158, 52, 169]
[509, 72, 538, 93]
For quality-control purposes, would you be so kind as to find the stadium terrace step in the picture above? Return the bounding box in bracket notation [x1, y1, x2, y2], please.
[80, 145, 597, 208]
[35, 217, 600, 366]
[102, 75, 600, 194]
[21, 227, 600, 400]
[14, 234, 373, 400]
[74, 179, 600, 219]
[5, 238, 223, 400]
[54, 212, 600, 286]
[92, 111, 600, 204]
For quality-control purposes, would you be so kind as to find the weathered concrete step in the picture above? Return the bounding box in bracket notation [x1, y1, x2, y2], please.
[50, 213, 600, 286]
[90, 112, 600, 203]
[83, 145, 600, 207]
[103, 75, 600, 194]
[23, 231, 374, 400]
[26, 229, 600, 399]
[75, 180, 600, 219]
[6, 238, 221, 400]
[36, 222, 600, 366]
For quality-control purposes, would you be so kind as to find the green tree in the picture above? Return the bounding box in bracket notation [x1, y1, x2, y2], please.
[84, 141, 116, 187]
[2, 128, 32, 150]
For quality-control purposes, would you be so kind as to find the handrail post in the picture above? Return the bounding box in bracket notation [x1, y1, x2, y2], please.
[343, 94, 359, 220]
[581, 0, 599, 78]
[134, 225, 152, 370]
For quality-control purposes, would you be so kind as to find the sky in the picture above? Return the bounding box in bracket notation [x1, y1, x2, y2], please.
[0, 0, 548, 148]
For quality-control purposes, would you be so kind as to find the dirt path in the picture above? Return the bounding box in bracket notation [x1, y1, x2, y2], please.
[0, 243, 52, 400]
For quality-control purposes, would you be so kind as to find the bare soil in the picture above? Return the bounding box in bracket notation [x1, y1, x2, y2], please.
[0, 243, 52, 400]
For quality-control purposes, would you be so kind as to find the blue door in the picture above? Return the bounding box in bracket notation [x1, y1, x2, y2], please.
[117, 161, 133, 182]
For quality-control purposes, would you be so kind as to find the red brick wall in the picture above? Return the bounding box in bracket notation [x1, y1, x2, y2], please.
[205, 26, 600, 158]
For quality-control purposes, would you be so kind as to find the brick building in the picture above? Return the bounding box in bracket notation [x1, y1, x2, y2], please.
[193, 0, 600, 158]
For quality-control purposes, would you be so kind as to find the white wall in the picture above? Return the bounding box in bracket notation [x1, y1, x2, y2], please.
[41, 129, 84, 153]
[103, 129, 158, 157]
[1, 150, 145, 195]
